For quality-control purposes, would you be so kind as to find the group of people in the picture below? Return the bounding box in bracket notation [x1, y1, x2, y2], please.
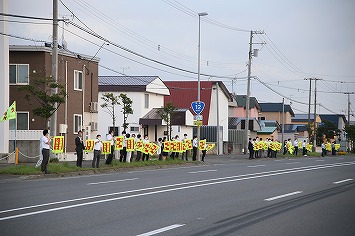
[247, 137, 310, 160]
[73, 130, 205, 169]
[321, 140, 338, 157]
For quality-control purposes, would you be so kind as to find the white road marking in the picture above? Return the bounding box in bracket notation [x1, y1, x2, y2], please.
[333, 179, 353, 184]
[128, 165, 207, 173]
[87, 178, 139, 185]
[247, 165, 266, 168]
[136, 224, 185, 236]
[264, 191, 303, 201]
[1, 161, 354, 221]
[188, 170, 217, 174]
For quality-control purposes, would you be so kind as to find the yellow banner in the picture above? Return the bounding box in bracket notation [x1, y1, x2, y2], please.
[199, 139, 206, 150]
[52, 136, 64, 154]
[206, 143, 215, 151]
[149, 143, 159, 155]
[85, 139, 95, 152]
[126, 138, 135, 151]
[102, 141, 111, 154]
[142, 143, 151, 154]
[135, 140, 144, 151]
[184, 139, 193, 150]
[0, 101, 16, 122]
[325, 143, 332, 152]
[306, 144, 313, 152]
[163, 141, 171, 152]
[115, 136, 124, 150]
[334, 144, 340, 151]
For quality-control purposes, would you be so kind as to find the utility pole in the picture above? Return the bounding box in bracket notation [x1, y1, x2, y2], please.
[304, 78, 312, 133]
[344, 92, 354, 126]
[50, 0, 58, 136]
[244, 30, 264, 154]
[312, 78, 321, 151]
[281, 98, 284, 147]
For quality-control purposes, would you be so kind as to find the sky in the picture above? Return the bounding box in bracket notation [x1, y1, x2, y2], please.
[6, 0, 355, 122]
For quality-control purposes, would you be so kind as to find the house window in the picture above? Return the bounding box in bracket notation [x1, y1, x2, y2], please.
[9, 64, 29, 84]
[74, 70, 83, 91]
[130, 126, 139, 132]
[9, 112, 29, 130]
[73, 114, 82, 133]
[260, 117, 266, 120]
[144, 94, 149, 109]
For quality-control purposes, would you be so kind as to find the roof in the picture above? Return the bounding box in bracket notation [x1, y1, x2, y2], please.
[319, 114, 347, 128]
[292, 114, 316, 122]
[99, 76, 157, 86]
[259, 120, 280, 129]
[9, 45, 100, 63]
[259, 103, 295, 116]
[257, 127, 277, 134]
[98, 76, 169, 95]
[232, 95, 260, 110]
[139, 108, 189, 126]
[163, 81, 230, 125]
[282, 124, 307, 133]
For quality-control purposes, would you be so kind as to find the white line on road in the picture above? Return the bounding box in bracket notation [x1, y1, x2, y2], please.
[264, 191, 303, 201]
[333, 179, 353, 184]
[87, 178, 139, 185]
[1, 161, 354, 220]
[188, 170, 217, 174]
[136, 224, 185, 236]
[247, 165, 266, 168]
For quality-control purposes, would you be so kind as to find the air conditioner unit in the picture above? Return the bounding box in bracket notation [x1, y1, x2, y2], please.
[90, 102, 98, 113]
[59, 124, 68, 134]
[90, 122, 98, 131]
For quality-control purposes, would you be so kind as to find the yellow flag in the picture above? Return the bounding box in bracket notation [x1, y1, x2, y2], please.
[0, 101, 16, 122]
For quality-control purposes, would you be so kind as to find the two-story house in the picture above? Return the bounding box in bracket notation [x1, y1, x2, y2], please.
[9, 45, 99, 161]
[98, 75, 171, 140]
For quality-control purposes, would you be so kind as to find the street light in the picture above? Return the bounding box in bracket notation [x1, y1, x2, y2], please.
[197, 12, 208, 161]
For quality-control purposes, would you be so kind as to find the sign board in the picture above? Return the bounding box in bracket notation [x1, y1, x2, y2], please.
[194, 115, 203, 121]
[191, 101, 205, 115]
[194, 120, 203, 126]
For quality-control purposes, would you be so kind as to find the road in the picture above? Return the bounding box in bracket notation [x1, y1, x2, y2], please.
[1, 155, 355, 235]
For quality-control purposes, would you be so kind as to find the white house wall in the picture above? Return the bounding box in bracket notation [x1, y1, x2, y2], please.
[208, 84, 229, 141]
[98, 91, 165, 137]
[146, 78, 170, 95]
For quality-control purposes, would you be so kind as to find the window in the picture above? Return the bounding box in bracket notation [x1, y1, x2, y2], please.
[74, 70, 83, 90]
[144, 94, 149, 109]
[73, 114, 82, 133]
[130, 126, 139, 132]
[108, 127, 119, 136]
[9, 64, 29, 84]
[9, 112, 29, 130]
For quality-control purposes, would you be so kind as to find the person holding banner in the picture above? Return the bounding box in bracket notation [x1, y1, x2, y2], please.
[192, 135, 198, 161]
[92, 134, 102, 168]
[105, 130, 115, 165]
[302, 140, 307, 156]
[161, 137, 168, 160]
[181, 134, 189, 161]
[135, 134, 143, 161]
[75, 130, 85, 167]
[201, 137, 207, 162]
[40, 129, 51, 174]
[142, 135, 150, 161]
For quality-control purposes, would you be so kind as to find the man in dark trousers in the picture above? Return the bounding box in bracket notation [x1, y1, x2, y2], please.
[248, 138, 254, 159]
[75, 130, 85, 167]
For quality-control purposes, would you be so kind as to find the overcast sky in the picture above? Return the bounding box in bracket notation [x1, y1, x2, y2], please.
[6, 0, 355, 121]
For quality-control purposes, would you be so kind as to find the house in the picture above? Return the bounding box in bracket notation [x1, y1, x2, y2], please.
[9, 44, 99, 161]
[229, 94, 261, 119]
[319, 114, 347, 149]
[257, 120, 280, 140]
[292, 114, 321, 126]
[259, 102, 295, 124]
[163, 81, 231, 142]
[98, 76, 171, 141]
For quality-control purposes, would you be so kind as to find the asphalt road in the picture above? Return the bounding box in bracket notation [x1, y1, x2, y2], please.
[1, 155, 355, 236]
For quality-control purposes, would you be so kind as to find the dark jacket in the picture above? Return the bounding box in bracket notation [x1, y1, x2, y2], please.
[75, 136, 85, 151]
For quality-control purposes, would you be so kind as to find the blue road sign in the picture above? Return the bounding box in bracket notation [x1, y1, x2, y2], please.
[191, 101, 205, 115]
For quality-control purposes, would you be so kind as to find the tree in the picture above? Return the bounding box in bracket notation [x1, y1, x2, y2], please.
[157, 102, 177, 140]
[101, 93, 120, 134]
[344, 125, 355, 153]
[18, 77, 66, 127]
[316, 120, 340, 145]
[119, 93, 133, 132]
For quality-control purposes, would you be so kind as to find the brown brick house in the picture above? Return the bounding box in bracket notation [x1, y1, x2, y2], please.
[9, 45, 99, 159]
